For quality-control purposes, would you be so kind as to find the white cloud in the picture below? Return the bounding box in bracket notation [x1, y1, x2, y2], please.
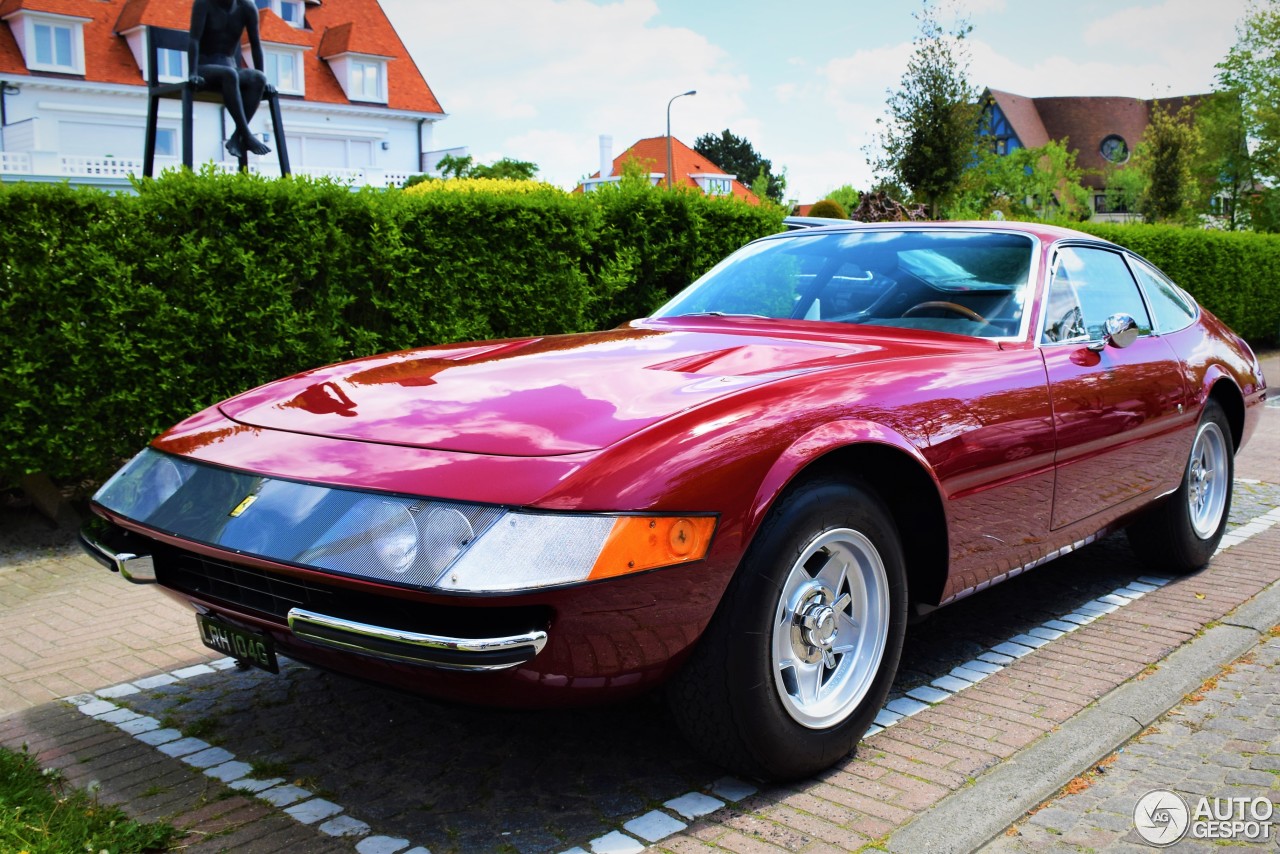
[382, 0, 752, 189]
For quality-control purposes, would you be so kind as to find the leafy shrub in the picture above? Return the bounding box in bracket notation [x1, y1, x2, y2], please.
[808, 198, 848, 219]
[0, 171, 782, 486]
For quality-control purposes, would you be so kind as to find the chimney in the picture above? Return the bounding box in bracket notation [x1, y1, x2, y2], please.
[599, 135, 613, 178]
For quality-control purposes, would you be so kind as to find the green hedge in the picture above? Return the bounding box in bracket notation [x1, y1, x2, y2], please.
[1071, 221, 1280, 344]
[0, 171, 782, 485]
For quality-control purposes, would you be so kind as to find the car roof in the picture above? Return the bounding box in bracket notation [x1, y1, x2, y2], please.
[772, 219, 1115, 247]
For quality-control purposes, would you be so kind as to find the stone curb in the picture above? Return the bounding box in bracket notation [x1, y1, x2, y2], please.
[883, 577, 1280, 854]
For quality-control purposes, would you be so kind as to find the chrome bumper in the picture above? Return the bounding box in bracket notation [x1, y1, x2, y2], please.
[287, 607, 548, 672]
[79, 517, 157, 584]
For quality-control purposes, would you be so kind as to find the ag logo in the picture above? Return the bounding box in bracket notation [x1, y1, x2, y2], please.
[1134, 789, 1190, 846]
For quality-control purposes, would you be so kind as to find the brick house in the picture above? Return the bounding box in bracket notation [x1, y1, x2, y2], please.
[980, 88, 1208, 221]
[0, 0, 444, 188]
[578, 134, 759, 203]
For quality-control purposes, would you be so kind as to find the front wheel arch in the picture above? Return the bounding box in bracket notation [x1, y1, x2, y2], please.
[773, 443, 949, 610]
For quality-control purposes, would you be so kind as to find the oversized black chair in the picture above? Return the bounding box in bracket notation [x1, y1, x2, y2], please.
[142, 26, 290, 178]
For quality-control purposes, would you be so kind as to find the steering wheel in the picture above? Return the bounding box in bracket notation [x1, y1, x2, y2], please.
[902, 301, 989, 325]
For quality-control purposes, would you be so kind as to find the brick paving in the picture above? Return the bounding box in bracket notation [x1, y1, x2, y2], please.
[646, 525, 1280, 854]
[980, 633, 1280, 853]
[0, 350, 1274, 853]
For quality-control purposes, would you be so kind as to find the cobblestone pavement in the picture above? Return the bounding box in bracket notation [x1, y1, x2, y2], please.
[981, 633, 1280, 853]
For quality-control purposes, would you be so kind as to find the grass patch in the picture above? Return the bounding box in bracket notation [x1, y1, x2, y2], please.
[248, 759, 289, 780]
[0, 744, 175, 853]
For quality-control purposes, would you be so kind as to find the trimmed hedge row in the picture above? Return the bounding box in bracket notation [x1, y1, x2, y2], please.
[1071, 221, 1280, 344]
[0, 171, 782, 485]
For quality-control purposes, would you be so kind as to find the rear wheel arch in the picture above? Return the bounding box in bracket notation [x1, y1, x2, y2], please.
[1207, 377, 1245, 451]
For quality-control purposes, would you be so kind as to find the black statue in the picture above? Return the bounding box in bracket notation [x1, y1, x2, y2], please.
[188, 0, 273, 158]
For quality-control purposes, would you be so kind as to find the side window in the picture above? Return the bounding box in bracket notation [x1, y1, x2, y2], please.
[1045, 246, 1151, 342]
[1129, 257, 1196, 333]
[1042, 266, 1086, 343]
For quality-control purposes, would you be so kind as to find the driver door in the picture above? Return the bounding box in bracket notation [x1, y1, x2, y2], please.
[1040, 245, 1189, 530]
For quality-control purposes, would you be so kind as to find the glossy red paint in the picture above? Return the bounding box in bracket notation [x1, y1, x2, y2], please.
[95, 222, 1266, 707]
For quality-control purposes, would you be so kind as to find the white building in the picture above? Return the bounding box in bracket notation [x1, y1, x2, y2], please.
[0, 0, 446, 189]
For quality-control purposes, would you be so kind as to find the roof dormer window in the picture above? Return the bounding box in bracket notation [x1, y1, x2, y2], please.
[279, 1, 304, 27]
[5, 11, 89, 75]
[256, 0, 305, 28]
[350, 59, 385, 101]
[156, 47, 186, 83]
[264, 48, 304, 95]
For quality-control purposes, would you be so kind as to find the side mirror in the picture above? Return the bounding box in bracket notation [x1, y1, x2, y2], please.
[1088, 313, 1139, 351]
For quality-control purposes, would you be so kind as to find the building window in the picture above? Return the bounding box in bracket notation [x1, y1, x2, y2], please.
[350, 60, 384, 101]
[1100, 134, 1129, 163]
[279, 1, 304, 26]
[265, 51, 301, 93]
[155, 128, 177, 158]
[703, 177, 731, 195]
[34, 22, 74, 69]
[157, 47, 185, 82]
[1094, 194, 1127, 215]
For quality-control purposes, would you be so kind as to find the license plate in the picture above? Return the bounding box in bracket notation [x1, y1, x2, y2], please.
[196, 614, 278, 673]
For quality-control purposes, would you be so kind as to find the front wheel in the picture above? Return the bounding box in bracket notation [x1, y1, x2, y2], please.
[1127, 399, 1234, 573]
[668, 477, 907, 781]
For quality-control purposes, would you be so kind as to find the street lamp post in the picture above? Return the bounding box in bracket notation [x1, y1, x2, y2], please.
[666, 89, 696, 188]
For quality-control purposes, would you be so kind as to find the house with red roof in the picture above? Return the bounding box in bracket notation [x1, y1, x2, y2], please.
[577, 135, 759, 204]
[0, 0, 444, 187]
[980, 88, 1209, 221]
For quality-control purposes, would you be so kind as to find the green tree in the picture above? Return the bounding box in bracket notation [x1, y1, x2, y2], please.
[694, 130, 786, 202]
[1216, 0, 1280, 231]
[434, 153, 539, 181]
[1102, 157, 1148, 218]
[871, 0, 981, 217]
[823, 185, 861, 212]
[948, 141, 1089, 222]
[1194, 92, 1252, 229]
[1137, 101, 1203, 224]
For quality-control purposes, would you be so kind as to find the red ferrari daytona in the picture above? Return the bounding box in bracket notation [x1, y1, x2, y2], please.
[83, 221, 1267, 780]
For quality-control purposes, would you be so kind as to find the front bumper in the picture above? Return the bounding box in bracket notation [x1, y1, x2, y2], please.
[80, 516, 549, 672]
[286, 607, 546, 671]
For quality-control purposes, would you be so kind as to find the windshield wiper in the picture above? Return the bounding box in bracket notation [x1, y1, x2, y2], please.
[678, 311, 769, 319]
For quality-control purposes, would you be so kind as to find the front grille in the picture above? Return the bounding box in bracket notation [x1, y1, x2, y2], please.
[145, 538, 551, 640]
[159, 550, 338, 619]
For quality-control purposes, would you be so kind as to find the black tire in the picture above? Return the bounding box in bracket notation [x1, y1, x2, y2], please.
[1126, 399, 1234, 573]
[667, 476, 908, 781]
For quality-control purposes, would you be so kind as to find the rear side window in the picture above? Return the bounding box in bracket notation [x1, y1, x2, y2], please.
[1130, 257, 1196, 334]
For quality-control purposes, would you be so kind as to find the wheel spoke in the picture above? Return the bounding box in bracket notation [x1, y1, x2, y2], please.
[833, 592, 852, 613]
[815, 552, 848, 591]
[794, 660, 824, 705]
[836, 610, 859, 639]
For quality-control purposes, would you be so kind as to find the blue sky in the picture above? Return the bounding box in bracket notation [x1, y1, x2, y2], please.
[380, 0, 1249, 202]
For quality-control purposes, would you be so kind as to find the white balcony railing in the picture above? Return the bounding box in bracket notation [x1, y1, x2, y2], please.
[0, 153, 418, 188]
[0, 152, 32, 173]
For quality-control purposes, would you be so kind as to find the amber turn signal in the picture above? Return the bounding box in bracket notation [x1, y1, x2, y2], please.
[588, 516, 716, 580]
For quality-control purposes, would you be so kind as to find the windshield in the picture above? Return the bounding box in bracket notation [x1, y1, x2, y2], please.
[653, 229, 1035, 339]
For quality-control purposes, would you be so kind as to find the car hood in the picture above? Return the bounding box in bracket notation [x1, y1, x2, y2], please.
[218, 322, 972, 457]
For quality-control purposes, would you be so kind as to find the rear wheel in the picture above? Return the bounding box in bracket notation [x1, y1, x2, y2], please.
[668, 477, 907, 781]
[1127, 399, 1233, 573]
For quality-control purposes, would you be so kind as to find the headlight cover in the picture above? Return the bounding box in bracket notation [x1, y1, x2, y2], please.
[94, 449, 715, 593]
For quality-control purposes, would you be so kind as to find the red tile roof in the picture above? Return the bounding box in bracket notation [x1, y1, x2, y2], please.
[0, 0, 442, 114]
[256, 9, 312, 48]
[585, 136, 759, 203]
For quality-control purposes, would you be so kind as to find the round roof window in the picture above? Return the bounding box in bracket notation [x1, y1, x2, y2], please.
[1100, 134, 1129, 163]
